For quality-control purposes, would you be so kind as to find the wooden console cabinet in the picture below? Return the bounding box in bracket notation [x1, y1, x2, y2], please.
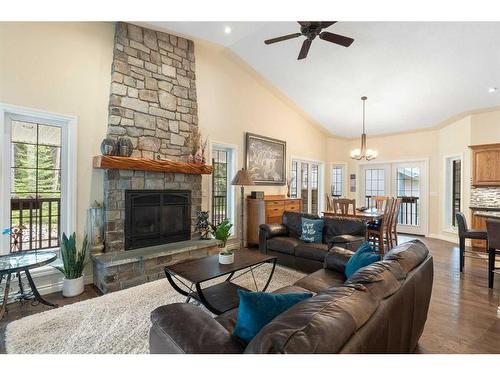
[470, 143, 500, 186]
[246, 195, 302, 246]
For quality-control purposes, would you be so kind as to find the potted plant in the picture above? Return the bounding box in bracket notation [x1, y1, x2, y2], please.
[211, 219, 234, 264]
[54, 232, 89, 297]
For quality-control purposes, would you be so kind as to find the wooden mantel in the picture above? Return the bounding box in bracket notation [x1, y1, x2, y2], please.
[93, 155, 213, 175]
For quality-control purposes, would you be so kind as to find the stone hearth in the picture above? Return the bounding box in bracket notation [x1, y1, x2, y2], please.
[93, 239, 219, 293]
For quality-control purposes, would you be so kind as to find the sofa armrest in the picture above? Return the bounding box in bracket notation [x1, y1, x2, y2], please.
[323, 246, 355, 273]
[328, 234, 365, 251]
[259, 224, 288, 253]
[149, 303, 244, 354]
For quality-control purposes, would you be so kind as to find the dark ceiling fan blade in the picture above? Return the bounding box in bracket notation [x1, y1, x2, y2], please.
[298, 39, 312, 60]
[264, 33, 302, 45]
[319, 31, 354, 47]
[319, 21, 337, 29]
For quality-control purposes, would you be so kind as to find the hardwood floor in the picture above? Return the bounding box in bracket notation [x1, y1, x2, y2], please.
[0, 236, 499, 354]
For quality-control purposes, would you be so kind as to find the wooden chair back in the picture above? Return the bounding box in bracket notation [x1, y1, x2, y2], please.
[325, 194, 334, 211]
[381, 197, 394, 228]
[334, 198, 356, 215]
[390, 198, 402, 234]
[372, 196, 389, 210]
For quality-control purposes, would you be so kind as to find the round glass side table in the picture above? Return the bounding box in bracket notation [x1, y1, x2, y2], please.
[0, 251, 58, 320]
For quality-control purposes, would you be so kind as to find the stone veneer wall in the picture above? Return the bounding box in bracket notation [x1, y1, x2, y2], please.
[470, 186, 500, 208]
[103, 22, 202, 253]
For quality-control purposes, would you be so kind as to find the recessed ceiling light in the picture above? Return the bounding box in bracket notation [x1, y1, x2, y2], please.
[488, 87, 497, 93]
[224, 26, 232, 34]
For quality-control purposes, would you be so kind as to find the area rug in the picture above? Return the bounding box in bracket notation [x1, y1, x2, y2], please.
[5, 264, 304, 354]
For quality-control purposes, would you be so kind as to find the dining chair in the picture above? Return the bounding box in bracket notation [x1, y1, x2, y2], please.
[456, 212, 488, 272]
[486, 219, 500, 289]
[372, 196, 389, 210]
[333, 198, 356, 215]
[367, 197, 394, 255]
[325, 194, 334, 212]
[388, 198, 402, 249]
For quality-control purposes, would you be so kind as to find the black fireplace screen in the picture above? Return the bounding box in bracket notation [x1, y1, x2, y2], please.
[125, 190, 191, 250]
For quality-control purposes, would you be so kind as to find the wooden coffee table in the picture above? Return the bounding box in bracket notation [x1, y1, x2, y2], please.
[164, 249, 277, 315]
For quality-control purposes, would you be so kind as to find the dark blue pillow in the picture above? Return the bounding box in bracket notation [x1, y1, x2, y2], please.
[232, 289, 312, 343]
[299, 218, 324, 243]
[345, 242, 380, 278]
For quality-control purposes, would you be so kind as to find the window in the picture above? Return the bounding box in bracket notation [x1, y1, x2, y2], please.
[452, 160, 461, 227]
[211, 144, 235, 228]
[291, 161, 298, 198]
[290, 159, 323, 215]
[1, 104, 76, 255]
[10, 121, 61, 251]
[331, 165, 344, 197]
[444, 156, 462, 229]
[364, 168, 385, 206]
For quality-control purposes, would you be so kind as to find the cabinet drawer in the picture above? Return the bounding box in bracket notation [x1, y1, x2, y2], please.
[266, 206, 284, 218]
[266, 200, 284, 207]
[266, 216, 282, 225]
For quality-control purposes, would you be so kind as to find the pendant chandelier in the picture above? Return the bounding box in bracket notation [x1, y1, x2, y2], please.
[350, 96, 377, 161]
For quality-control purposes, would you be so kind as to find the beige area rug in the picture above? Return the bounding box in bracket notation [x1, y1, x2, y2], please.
[5, 264, 304, 354]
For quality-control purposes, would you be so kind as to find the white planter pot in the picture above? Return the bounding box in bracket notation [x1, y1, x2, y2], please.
[219, 252, 234, 265]
[62, 276, 84, 297]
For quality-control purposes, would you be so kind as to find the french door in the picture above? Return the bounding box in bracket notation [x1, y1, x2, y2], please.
[359, 161, 427, 235]
[291, 159, 323, 215]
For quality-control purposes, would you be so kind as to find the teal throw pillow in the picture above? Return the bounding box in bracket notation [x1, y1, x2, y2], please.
[345, 242, 381, 278]
[299, 218, 324, 243]
[233, 289, 312, 343]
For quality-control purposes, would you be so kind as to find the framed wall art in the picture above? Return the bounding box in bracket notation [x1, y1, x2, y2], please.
[245, 133, 286, 185]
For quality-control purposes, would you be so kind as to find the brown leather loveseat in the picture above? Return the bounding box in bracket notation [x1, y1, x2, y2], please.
[149, 239, 433, 354]
[259, 211, 367, 273]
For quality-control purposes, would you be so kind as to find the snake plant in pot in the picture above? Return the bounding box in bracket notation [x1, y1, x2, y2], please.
[210, 219, 234, 264]
[54, 232, 89, 297]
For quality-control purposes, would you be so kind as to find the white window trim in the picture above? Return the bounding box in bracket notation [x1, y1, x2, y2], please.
[290, 156, 325, 214]
[208, 140, 237, 238]
[443, 154, 463, 234]
[331, 162, 347, 198]
[0, 103, 77, 255]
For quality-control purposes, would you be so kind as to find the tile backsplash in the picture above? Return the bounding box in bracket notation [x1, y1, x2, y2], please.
[470, 187, 500, 208]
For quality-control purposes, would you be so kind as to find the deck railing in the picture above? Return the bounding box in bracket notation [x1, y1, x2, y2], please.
[9, 197, 61, 252]
[365, 195, 419, 226]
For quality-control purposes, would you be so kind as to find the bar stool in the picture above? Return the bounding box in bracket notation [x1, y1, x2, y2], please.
[486, 219, 500, 289]
[456, 212, 488, 272]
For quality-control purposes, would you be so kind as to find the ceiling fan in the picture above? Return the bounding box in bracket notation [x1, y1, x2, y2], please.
[264, 21, 354, 60]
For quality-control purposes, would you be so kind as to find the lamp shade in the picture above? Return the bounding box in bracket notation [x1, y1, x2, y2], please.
[231, 168, 255, 186]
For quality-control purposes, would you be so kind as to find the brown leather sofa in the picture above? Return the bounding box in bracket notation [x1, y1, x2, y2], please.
[259, 211, 367, 273]
[149, 239, 433, 354]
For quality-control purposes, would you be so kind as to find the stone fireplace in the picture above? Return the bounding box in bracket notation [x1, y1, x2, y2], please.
[102, 22, 202, 253]
[92, 22, 219, 294]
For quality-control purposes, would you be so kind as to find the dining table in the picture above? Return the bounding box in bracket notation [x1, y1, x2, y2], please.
[322, 208, 385, 223]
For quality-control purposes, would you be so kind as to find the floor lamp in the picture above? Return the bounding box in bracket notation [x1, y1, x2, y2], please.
[231, 168, 255, 249]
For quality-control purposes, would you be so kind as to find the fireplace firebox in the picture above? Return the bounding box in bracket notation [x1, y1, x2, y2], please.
[124, 190, 191, 250]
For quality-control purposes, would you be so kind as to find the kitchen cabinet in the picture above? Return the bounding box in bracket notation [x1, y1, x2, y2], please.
[470, 143, 500, 186]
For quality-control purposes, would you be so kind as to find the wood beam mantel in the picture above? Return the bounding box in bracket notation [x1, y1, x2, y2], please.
[93, 155, 213, 175]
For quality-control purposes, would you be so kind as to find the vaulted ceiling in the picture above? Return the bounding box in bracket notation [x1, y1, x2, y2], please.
[148, 22, 500, 138]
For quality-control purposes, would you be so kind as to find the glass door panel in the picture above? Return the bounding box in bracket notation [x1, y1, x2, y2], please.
[392, 162, 426, 235]
[311, 164, 319, 215]
[301, 162, 309, 214]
